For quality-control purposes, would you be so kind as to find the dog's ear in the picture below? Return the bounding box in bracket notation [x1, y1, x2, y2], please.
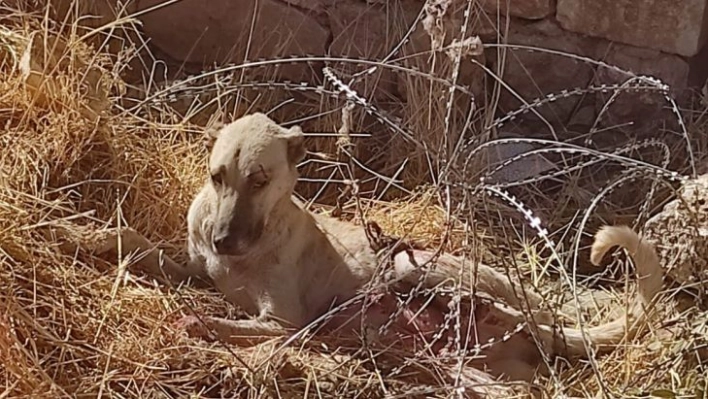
[203, 121, 225, 151]
[284, 126, 306, 165]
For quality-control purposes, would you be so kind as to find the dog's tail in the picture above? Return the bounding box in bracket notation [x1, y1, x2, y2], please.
[540, 225, 663, 357]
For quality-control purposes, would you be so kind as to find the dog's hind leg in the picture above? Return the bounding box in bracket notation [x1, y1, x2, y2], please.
[92, 227, 209, 286]
[392, 250, 565, 325]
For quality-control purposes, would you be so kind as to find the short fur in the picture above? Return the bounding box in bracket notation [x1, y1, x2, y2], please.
[93, 113, 664, 370]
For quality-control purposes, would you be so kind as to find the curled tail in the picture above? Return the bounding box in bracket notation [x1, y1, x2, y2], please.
[544, 225, 663, 357]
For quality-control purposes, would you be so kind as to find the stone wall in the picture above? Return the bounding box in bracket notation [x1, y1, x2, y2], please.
[35, 0, 708, 204]
[125, 1, 707, 75]
[94, 0, 704, 111]
[63, 0, 708, 139]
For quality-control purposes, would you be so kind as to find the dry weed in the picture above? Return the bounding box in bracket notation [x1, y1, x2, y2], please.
[0, 2, 706, 399]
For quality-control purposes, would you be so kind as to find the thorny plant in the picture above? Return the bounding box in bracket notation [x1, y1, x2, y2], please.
[11, 0, 702, 397]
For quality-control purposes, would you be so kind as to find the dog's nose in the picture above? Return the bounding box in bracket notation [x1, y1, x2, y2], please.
[212, 234, 231, 254]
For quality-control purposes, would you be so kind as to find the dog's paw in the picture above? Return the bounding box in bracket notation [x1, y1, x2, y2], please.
[92, 227, 149, 255]
[173, 315, 214, 340]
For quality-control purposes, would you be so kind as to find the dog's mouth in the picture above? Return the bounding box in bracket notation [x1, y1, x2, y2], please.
[212, 215, 266, 256]
[212, 231, 263, 256]
[213, 238, 249, 256]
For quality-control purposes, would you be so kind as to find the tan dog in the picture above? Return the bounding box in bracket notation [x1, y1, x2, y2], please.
[92, 113, 664, 380]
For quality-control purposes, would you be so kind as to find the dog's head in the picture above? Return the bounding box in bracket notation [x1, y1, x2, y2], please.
[205, 113, 306, 256]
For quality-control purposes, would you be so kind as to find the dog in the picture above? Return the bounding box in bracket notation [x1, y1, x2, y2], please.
[91, 112, 664, 384]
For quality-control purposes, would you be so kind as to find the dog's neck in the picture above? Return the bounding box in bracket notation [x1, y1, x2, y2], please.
[264, 195, 307, 233]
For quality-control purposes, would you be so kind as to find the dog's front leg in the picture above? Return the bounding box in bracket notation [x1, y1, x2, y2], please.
[92, 227, 209, 285]
[175, 315, 288, 346]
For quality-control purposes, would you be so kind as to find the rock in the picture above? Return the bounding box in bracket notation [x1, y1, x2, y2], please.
[471, 12, 508, 42]
[644, 174, 708, 301]
[492, 19, 598, 131]
[557, 0, 708, 57]
[593, 43, 690, 133]
[689, 43, 708, 87]
[279, 0, 334, 10]
[596, 44, 690, 90]
[478, 136, 556, 185]
[327, 2, 420, 100]
[327, 1, 487, 103]
[417, 4, 490, 88]
[479, 0, 553, 20]
[136, 0, 329, 82]
[328, 1, 414, 60]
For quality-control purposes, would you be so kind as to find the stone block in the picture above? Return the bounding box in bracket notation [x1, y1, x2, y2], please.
[557, 0, 708, 57]
[689, 42, 708, 86]
[137, 0, 329, 82]
[593, 43, 690, 133]
[479, 0, 554, 19]
[493, 20, 598, 130]
[327, 2, 420, 99]
[279, 0, 334, 10]
[400, 2, 489, 106]
[328, 2, 418, 61]
[596, 44, 690, 90]
[481, 137, 556, 184]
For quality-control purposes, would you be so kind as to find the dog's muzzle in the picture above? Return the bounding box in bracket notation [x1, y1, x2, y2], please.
[212, 232, 235, 255]
[211, 226, 263, 256]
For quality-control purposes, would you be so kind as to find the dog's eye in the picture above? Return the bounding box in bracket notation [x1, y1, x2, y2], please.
[250, 175, 269, 190]
[248, 168, 269, 190]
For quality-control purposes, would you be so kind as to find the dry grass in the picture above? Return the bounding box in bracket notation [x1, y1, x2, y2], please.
[0, 2, 707, 399]
[0, 7, 500, 398]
